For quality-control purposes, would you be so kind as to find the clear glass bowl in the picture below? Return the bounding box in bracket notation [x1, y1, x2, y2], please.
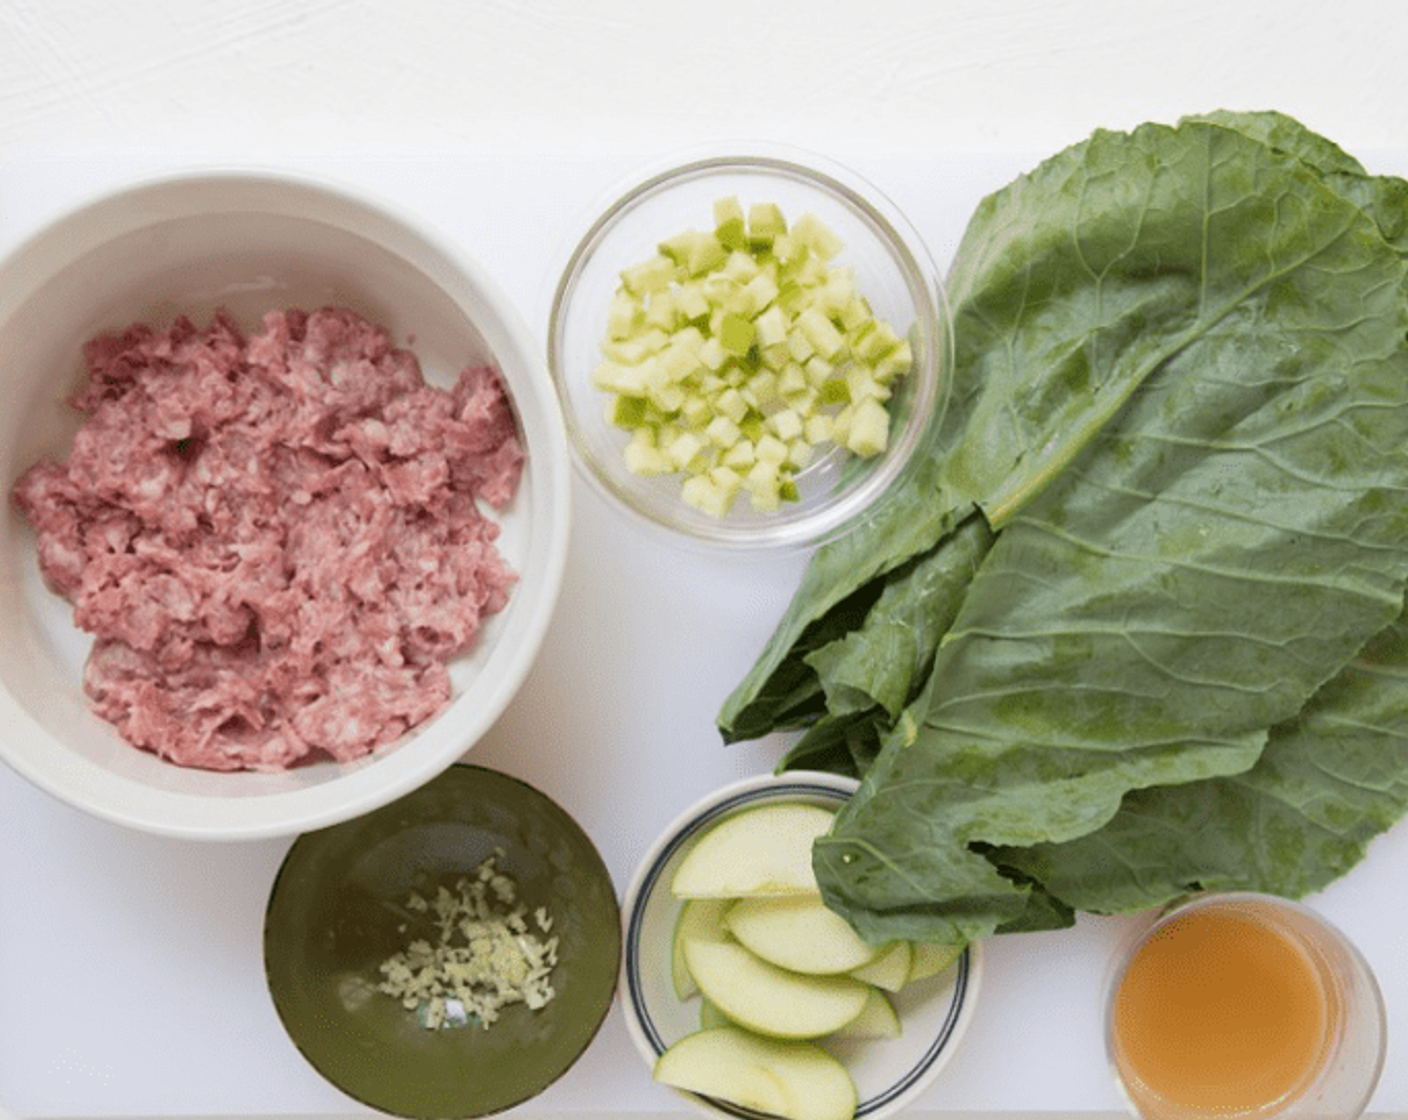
[548, 147, 951, 552]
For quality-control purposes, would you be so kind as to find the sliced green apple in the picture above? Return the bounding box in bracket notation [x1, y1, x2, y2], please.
[725, 894, 878, 975]
[683, 938, 869, 1039]
[671, 898, 730, 999]
[671, 802, 835, 899]
[699, 998, 733, 1030]
[654, 1026, 858, 1120]
[829, 985, 902, 1040]
[907, 940, 964, 984]
[848, 939, 912, 992]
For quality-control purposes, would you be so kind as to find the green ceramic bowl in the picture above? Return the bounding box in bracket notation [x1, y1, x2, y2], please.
[263, 763, 621, 1118]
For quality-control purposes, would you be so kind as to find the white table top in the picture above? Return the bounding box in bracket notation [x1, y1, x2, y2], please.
[3, 4, 1408, 1118]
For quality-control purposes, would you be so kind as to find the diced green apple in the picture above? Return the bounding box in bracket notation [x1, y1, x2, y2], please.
[611, 395, 649, 429]
[654, 1026, 858, 1120]
[623, 434, 669, 476]
[718, 312, 756, 356]
[682, 938, 870, 1039]
[725, 894, 879, 975]
[671, 802, 835, 899]
[873, 338, 913, 381]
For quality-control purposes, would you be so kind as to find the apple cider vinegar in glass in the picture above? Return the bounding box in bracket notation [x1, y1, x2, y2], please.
[1105, 894, 1387, 1120]
[1112, 907, 1327, 1114]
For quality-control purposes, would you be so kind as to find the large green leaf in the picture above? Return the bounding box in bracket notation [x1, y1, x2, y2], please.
[783, 116, 1408, 945]
[717, 433, 973, 744]
[718, 113, 1408, 747]
[803, 509, 994, 721]
[993, 605, 1408, 911]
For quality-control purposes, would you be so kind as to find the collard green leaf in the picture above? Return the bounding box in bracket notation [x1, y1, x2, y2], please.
[1186, 108, 1368, 178]
[939, 119, 1405, 530]
[767, 114, 1408, 945]
[803, 510, 995, 720]
[719, 286, 995, 743]
[719, 113, 1408, 748]
[717, 453, 971, 742]
[992, 605, 1408, 913]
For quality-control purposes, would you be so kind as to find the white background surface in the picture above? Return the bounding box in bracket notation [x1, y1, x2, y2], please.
[3, 2, 1408, 1118]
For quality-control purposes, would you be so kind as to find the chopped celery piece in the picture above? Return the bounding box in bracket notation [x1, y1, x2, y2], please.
[620, 254, 676, 295]
[607, 291, 641, 339]
[819, 378, 851, 405]
[659, 229, 728, 276]
[612, 395, 649, 428]
[792, 212, 844, 260]
[796, 307, 845, 360]
[594, 196, 913, 516]
[713, 196, 748, 252]
[754, 305, 790, 349]
[747, 201, 788, 245]
[718, 313, 756, 357]
[846, 396, 891, 456]
[769, 407, 804, 442]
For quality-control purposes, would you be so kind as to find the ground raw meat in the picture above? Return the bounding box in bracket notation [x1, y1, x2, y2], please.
[13, 307, 525, 772]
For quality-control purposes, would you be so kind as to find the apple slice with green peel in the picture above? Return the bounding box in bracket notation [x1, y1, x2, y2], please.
[683, 938, 869, 1039]
[671, 898, 730, 999]
[725, 894, 878, 975]
[699, 998, 733, 1030]
[671, 803, 836, 899]
[656, 1027, 788, 1117]
[830, 985, 902, 1040]
[848, 939, 911, 992]
[655, 1026, 858, 1120]
[907, 940, 964, 984]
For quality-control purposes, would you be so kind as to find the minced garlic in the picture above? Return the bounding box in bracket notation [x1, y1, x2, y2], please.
[375, 850, 559, 1030]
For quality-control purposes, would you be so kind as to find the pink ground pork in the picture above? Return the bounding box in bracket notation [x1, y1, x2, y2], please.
[14, 307, 524, 771]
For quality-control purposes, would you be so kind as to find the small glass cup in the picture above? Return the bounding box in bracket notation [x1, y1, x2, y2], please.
[1104, 892, 1386, 1120]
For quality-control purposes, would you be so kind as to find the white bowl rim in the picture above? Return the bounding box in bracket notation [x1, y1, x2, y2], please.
[619, 769, 983, 1119]
[0, 166, 573, 841]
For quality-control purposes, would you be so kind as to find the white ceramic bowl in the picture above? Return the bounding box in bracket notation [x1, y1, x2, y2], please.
[548, 148, 951, 553]
[0, 170, 571, 840]
[621, 771, 982, 1120]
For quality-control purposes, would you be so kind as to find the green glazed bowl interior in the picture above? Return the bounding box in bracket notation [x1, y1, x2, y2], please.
[264, 763, 621, 1118]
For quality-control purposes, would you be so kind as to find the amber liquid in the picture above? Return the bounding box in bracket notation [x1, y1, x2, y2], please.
[1112, 908, 1331, 1118]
